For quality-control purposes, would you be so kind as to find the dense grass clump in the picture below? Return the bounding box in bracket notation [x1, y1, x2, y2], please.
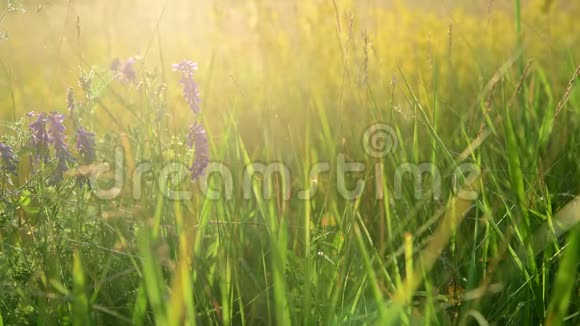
[0, 0, 579, 324]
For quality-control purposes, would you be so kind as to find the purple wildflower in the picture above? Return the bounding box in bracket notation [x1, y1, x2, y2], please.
[76, 127, 96, 163]
[111, 57, 138, 84]
[47, 112, 74, 181]
[28, 112, 51, 164]
[187, 122, 209, 180]
[0, 142, 18, 174]
[173, 60, 201, 114]
[173, 60, 208, 178]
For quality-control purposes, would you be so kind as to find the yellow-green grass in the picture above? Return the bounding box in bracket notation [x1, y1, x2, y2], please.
[0, 0, 579, 324]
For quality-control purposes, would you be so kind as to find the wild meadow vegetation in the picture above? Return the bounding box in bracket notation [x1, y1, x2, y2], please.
[0, 0, 579, 324]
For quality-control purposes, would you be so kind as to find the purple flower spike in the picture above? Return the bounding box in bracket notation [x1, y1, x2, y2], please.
[172, 60, 198, 75]
[77, 127, 96, 163]
[47, 112, 74, 181]
[111, 57, 138, 84]
[28, 112, 51, 164]
[173, 60, 201, 114]
[28, 112, 75, 181]
[47, 112, 67, 148]
[187, 122, 209, 180]
[0, 142, 18, 174]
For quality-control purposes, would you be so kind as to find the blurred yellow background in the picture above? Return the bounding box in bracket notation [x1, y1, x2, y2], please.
[0, 0, 578, 135]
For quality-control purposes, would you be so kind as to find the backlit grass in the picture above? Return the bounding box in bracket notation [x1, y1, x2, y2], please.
[0, 0, 579, 324]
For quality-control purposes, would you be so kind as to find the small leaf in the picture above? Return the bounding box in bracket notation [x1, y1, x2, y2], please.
[19, 190, 40, 214]
[18, 190, 32, 207]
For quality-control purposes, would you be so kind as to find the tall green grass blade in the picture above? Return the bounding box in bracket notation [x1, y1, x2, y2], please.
[72, 251, 90, 326]
[546, 225, 580, 325]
